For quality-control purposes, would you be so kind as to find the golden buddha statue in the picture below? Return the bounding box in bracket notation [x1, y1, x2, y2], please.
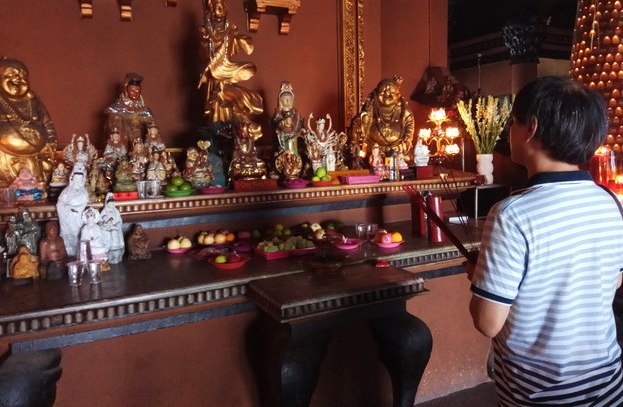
[349, 75, 414, 165]
[0, 58, 57, 186]
[229, 121, 266, 180]
[199, 0, 263, 139]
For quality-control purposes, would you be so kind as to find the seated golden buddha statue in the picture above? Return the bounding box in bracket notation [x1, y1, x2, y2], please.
[229, 121, 266, 180]
[0, 58, 57, 186]
[349, 75, 414, 165]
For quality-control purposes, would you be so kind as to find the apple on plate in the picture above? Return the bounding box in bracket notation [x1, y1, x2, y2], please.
[237, 230, 252, 240]
[380, 233, 393, 244]
[214, 255, 227, 264]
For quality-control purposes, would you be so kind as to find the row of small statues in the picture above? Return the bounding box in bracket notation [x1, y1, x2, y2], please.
[0, 53, 423, 196]
[4, 201, 151, 282]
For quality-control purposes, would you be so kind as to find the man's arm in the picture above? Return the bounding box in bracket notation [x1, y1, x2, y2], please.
[469, 295, 510, 338]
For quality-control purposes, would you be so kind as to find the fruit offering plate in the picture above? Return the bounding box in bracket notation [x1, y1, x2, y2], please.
[164, 189, 193, 197]
[311, 180, 333, 187]
[282, 179, 309, 189]
[199, 186, 227, 194]
[254, 247, 291, 260]
[207, 254, 250, 270]
[334, 238, 363, 251]
[166, 247, 193, 254]
[372, 240, 404, 249]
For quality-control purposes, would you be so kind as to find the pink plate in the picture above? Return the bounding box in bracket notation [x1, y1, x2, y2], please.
[166, 247, 192, 254]
[199, 186, 227, 194]
[334, 238, 363, 251]
[283, 179, 309, 189]
[207, 254, 250, 270]
[373, 240, 404, 249]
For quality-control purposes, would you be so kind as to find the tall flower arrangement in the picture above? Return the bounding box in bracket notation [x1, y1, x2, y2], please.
[456, 95, 514, 154]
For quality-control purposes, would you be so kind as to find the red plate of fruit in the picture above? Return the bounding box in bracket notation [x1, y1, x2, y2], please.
[372, 240, 404, 249]
[372, 231, 404, 248]
[207, 254, 250, 270]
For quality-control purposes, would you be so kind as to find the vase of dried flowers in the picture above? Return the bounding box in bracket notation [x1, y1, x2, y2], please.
[456, 95, 513, 184]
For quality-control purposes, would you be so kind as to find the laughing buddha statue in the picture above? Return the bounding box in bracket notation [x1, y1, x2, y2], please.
[0, 58, 57, 186]
[349, 75, 414, 165]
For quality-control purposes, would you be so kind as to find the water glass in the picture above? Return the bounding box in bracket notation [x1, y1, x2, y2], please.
[87, 261, 102, 284]
[135, 181, 149, 199]
[67, 261, 84, 286]
[366, 223, 378, 239]
[355, 223, 368, 239]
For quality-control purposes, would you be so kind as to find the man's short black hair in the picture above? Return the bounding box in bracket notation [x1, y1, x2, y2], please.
[512, 75, 608, 165]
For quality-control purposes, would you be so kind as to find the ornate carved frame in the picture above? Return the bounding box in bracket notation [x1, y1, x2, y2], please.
[338, 0, 365, 130]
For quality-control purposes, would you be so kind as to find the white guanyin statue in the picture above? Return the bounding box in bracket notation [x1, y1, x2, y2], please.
[56, 165, 89, 257]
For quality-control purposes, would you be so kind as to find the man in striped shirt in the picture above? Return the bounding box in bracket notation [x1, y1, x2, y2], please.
[469, 75, 623, 406]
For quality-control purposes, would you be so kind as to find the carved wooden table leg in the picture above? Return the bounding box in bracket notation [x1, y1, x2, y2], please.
[279, 326, 333, 407]
[0, 349, 62, 407]
[368, 313, 433, 407]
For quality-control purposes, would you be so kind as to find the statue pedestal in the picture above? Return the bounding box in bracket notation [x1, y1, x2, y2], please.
[415, 166, 434, 179]
[233, 178, 278, 192]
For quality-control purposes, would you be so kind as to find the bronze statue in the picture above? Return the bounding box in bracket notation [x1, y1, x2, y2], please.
[199, 0, 263, 138]
[39, 221, 68, 280]
[0, 58, 57, 186]
[127, 224, 151, 260]
[105, 73, 156, 146]
[349, 76, 415, 166]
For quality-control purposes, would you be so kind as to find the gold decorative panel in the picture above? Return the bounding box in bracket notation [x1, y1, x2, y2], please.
[338, 0, 365, 130]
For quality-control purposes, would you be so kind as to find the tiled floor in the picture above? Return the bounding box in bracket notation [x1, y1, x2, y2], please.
[416, 382, 498, 406]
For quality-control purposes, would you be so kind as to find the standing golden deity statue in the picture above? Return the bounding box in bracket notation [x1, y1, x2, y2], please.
[349, 76, 414, 165]
[0, 58, 57, 186]
[199, 0, 263, 139]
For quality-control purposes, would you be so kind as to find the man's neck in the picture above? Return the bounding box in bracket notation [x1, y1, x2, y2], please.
[526, 157, 579, 178]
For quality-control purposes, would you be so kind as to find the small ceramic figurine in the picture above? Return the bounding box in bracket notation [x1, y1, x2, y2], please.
[162, 151, 181, 181]
[127, 224, 151, 260]
[11, 245, 39, 280]
[302, 113, 345, 172]
[105, 73, 156, 145]
[183, 145, 214, 188]
[49, 163, 69, 187]
[130, 139, 148, 181]
[103, 127, 128, 168]
[369, 143, 385, 175]
[228, 121, 267, 180]
[38, 221, 68, 280]
[414, 138, 431, 166]
[4, 216, 18, 256]
[79, 207, 108, 265]
[56, 167, 89, 257]
[113, 158, 137, 192]
[99, 193, 124, 264]
[10, 168, 45, 201]
[6, 207, 42, 256]
[145, 150, 167, 183]
[144, 123, 166, 153]
[0, 58, 57, 186]
[64, 133, 97, 170]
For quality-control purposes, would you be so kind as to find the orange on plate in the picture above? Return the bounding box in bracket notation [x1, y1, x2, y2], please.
[225, 232, 236, 242]
[391, 232, 403, 243]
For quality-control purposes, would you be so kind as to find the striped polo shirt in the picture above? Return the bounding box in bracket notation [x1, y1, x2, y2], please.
[471, 171, 623, 406]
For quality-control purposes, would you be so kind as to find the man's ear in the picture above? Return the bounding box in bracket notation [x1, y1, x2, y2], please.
[526, 117, 538, 143]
